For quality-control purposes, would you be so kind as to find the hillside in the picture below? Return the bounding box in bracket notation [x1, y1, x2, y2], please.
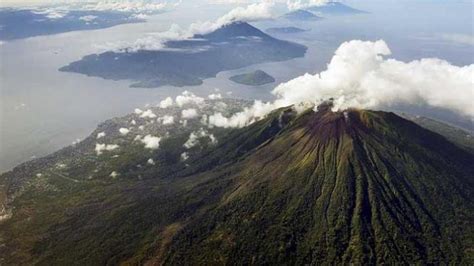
[266, 26, 308, 34]
[283, 10, 323, 21]
[1, 101, 473, 264]
[59, 22, 307, 88]
[229, 70, 275, 86]
[400, 113, 474, 152]
[307, 2, 367, 15]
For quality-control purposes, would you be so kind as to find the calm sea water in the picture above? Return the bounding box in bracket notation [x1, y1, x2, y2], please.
[1, 1, 472, 172]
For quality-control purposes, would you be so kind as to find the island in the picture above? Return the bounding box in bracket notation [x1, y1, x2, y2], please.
[59, 22, 307, 88]
[0, 9, 145, 40]
[229, 70, 275, 86]
[266, 27, 308, 34]
[306, 2, 367, 15]
[282, 10, 323, 21]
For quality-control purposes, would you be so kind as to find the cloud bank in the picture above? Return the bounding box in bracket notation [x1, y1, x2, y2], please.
[190, 1, 274, 34]
[208, 40, 474, 128]
[286, 0, 330, 11]
[110, 1, 274, 52]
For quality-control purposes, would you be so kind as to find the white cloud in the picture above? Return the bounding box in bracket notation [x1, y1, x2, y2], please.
[97, 131, 106, 139]
[208, 0, 254, 4]
[140, 109, 157, 118]
[208, 93, 222, 100]
[286, 0, 330, 11]
[190, 1, 274, 34]
[134, 108, 144, 114]
[119, 127, 130, 135]
[180, 152, 189, 161]
[110, 171, 119, 178]
[159, 96, 174, 108]
[31, 8, 68, 19]
[182, 108, 199, 119]
[208, 100, 274, 128]
[79, 15, 97, 22]
[439, 33, 474, 46]
[147, 158, 155, 165]
[118, 23, 191, 52]
[141, 135, 161, 149]
[208, 39, 474, 128]
[106, 1, 274, 52]
[184, 128, 218, 149]
[158, 115, 175, 125]
[95, 143, 119, 155]
[80, 0, 169, 13]
[175, 91, 205, 107]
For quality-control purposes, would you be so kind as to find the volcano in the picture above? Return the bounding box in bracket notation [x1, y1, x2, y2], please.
[1, 103, 473, 264]
[59, 22, 307, 88]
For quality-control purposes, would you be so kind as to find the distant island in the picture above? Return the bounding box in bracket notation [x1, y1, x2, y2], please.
[306, 2, 367, 15]
[282, 9, 323, 21]
[229, 70, 275, 86]
[266, 27, 308, 34]
[60, 22, 307, 88]
[0, 9, 145, 40]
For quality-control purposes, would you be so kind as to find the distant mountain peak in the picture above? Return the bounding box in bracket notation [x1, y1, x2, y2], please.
[195, 21, 269, 41]
[307, 1, 367, 15]
[283, 9, 323, 20]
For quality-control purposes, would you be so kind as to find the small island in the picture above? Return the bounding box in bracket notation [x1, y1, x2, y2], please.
[229, 70, 275, 86]
[266, 27, 308, 34]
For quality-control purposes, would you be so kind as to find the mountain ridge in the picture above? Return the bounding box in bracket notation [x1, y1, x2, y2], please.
[59, 22, 307, 88]
[1, 102, 473, 264]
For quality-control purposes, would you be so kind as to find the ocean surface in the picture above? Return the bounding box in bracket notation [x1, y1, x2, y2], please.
[1, 1, 472, 172]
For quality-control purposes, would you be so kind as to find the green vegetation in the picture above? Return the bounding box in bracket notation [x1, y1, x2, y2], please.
[1, 104, 473, 265]
[229, 70, 275, 86]
[400, 113, 474, 152]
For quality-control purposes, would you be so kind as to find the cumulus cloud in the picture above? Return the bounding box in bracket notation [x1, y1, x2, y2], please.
[97, 132, 106, 139]
[158, 115, 175, 125]
[159, 96, 174, 108]
[117, 23, 191, 52]
[190, 1, 274, 34]
[110, 171, 119, 178]
[182, 108, 199, 119]
[208, 93, 222, 100]
[119, 127, 130, 135]
[183, 128, 217, 149]
[95, 143, 119, 155]
[439, 33, 474, 46]
[140, 109, 157, 118]
[286, 0, 330, 11]
[75, 0, 171, 13]
[31, 8, 68, 19]
[141, 135, 161, 149]
[134, 108, 143, 114]
[208, 100, 274, 127]
[180, 152, 189, 161]
[79, 15, 97, 22]
[208, 0, 254, 4]
[208, 39, 474, 128]
[175, 91, 205, 107]
[107, 1, 274, 52]
[147, 158, 155, 165]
